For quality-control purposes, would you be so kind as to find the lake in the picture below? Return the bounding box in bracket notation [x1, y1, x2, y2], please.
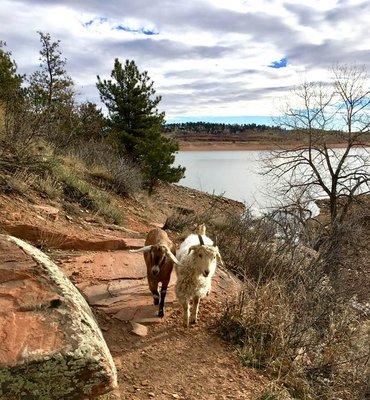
[175, 151, 271, 210]
[175, 148, 369, 215]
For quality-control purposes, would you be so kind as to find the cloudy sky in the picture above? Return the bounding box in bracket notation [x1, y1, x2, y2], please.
[1, 0, 369, 123]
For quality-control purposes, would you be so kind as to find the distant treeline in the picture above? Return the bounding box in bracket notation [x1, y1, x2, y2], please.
[165, 122, 282, 135]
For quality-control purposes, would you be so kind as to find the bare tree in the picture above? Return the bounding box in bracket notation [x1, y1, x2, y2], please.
[265, 65, 370, 278]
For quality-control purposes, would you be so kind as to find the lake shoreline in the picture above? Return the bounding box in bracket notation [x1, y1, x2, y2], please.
[179, 141, 370, 151]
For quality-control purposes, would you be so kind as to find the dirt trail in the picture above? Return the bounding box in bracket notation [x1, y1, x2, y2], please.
[56, 249, 265, 400]
[0, 187, 264, 399]
[98, 307, 264, 400]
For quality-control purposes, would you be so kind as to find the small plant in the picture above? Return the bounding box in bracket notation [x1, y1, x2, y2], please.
[257, 392, 279, 400]
[35, 173, 62, 200]
[1, 170, 36, 196]
[92, 191, 123, 225]
[54, 163, 123, 224]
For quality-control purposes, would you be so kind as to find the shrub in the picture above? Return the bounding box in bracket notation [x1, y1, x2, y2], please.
[0, 170, 36, 196]
[34, 173, 63, 200]
[54, 164, 123, 225]
[215, 217, 369, 400]
[68, 140, 142, 196]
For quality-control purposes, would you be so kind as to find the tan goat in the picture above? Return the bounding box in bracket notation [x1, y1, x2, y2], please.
[130, 228, 179, 317]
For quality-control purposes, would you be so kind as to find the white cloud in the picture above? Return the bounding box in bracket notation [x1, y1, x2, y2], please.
[0, 0, 369, 120]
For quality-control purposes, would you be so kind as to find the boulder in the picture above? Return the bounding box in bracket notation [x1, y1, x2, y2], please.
[0, 234, 117, 400]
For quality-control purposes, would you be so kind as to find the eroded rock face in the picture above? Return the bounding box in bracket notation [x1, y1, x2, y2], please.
[0, 234, 117, 400]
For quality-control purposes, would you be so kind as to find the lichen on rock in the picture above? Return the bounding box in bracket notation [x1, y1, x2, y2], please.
[0, 235, 117, 400]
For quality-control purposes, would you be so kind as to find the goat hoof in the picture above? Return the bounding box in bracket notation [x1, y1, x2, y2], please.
[190, 319, 197, 325]
[157, 310, 164, 318]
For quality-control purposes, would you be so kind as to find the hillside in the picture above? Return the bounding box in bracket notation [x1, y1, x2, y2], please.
[0, 160, 276, 399]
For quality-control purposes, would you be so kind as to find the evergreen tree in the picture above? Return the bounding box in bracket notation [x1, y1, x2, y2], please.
[75, 101, 106, 141]
[0, 41, 23, 102]
[97, 59, 185, 190]
[28, 32, 74, 110]
[140, 130, 185, 192]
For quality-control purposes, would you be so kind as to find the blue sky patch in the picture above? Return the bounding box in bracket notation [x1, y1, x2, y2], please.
[83, 17, 107, 27]
[268, 57, 288, 68]
[115, 25, 158, 35]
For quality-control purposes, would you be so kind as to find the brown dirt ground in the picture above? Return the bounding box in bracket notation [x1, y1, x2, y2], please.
[1, 183, 270, 399]
[96, 303, 266, 400]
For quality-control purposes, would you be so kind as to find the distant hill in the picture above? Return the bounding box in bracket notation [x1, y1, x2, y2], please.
[165, 121, 282, 135]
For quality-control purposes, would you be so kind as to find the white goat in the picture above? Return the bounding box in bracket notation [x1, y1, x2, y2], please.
[175, 226, 223, 327]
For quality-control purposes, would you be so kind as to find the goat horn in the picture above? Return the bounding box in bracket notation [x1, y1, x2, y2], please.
[129, 245, 153, 253]
[216, 250, 224, 267]
[164, 246, 181, 265]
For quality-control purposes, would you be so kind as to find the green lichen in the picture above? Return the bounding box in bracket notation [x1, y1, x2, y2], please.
[0, 354, 111, 400]
[1, 236, 118, 400]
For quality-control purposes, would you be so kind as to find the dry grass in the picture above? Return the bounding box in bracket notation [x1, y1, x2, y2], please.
[166, 207, 370, 400]
[68, 140, 143, 197]
[34, 173, 63, 200]
[216, 218, 369, 400]
[53, 163, 123, 225]
[0, 170, 36, 196]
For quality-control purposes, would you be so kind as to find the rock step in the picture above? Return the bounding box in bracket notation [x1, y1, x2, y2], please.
[2, 223, 145, 251]
[0, 234, 117, 399]
[60, 250, 241, 327]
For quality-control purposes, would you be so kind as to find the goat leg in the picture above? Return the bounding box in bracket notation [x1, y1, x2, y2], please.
[190, 296, 200, 324]
[158, 285, 168, 318]
[182, 301, 190, 327]
[149, 280, 160, 305]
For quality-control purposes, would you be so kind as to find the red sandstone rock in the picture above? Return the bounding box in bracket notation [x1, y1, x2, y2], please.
[1, 223, 145, 251]
[0, 234, 117, 399]
[64, 251, 147, 283]
[34, 205, 60, 221]
[130, 322, 148, 337]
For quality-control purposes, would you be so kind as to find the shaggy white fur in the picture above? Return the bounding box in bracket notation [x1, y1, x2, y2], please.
[175, 233, 220, 327]
[176, 233, 213, 261]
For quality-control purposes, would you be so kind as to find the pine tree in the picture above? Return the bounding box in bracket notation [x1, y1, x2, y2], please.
[140, 130, 185, 192]
[28, 32, 74, 110]
[75, 101, 106, 141]
[0, 41, 23, 103]
[97, 59, 185, 190]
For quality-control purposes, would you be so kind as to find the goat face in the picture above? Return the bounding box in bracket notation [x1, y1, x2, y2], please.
[130, 244, 180, 276]
[149, 245, 167, 276]
[188, 245, 219, 278]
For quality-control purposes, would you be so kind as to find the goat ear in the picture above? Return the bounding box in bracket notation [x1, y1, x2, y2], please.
[129, 245, 153, 253]
[164, 247, 181, 265]
[196, 223, 206, 236]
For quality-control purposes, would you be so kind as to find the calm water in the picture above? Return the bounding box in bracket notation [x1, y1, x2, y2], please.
[175, 148, 369, 213]
[175, 151, 271, 210]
